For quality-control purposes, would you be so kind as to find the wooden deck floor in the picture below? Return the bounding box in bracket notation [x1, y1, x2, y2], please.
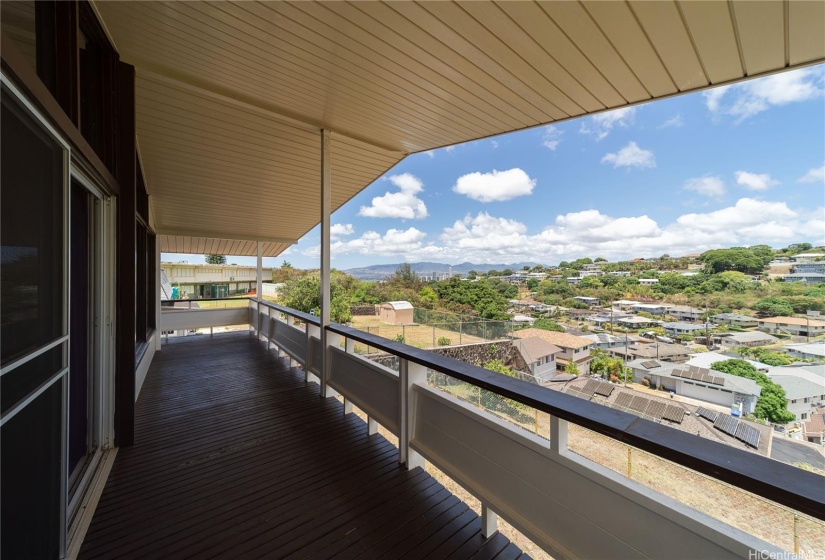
[79, 332, 527, 560]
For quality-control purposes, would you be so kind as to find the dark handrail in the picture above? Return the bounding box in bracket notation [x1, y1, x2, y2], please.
[327, 322, 825, 521]
[257, 300, 321, 326]
[161, 297, 252, 303]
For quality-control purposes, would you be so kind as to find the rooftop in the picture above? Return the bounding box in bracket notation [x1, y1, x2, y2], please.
[769, 375, 825, 401]
[512, 337, 563, 364]
[662, 322, 709, 332]
[713, 313, 758, 321]
[719, 332, 779, 344]
[627, 359, 761, 397]
[513, 329, 591, 350]
[785, 342, 825, 358]
[758, 316, 825, 327]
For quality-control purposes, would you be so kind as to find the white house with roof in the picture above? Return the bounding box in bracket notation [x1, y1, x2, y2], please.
[790, 253, 825, 263]
[639, 278, 659, 286]
[765, 364, 825, 422]
[718, 331, 778, 348]
[632, 303, 672, 315]
[662, 322, 711, 336]
[758, 316, 825, 337]
[628, 360, 761, 414]
[784, 341, 825, 361]
[791, 262, 825, 275]
[512, 337, 563, 382]
[712, 313, 759, 328]
[612, 300, 639, 311]
[668, 306, 704, 322]
[784, 272, 825, 283]
[580, 333, 626, 350]
[574, 296, 600, 307]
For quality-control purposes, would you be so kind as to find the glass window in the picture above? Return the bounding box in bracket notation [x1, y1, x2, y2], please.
[1, 86, 65, 366]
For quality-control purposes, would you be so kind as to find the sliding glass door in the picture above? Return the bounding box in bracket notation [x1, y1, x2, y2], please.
[1, 73, 113, 559]
[1, 76, 69, 560]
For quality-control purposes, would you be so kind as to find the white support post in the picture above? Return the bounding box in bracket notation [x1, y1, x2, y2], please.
[306, 323, 321, 383]
[343, 398, 353, 415]
[324, 330, 341, 399]
[399, 359, 426, 469]
[155, 238, 162, 351]
[481, 504, 499, 538]
[319, 129, 332, 399]
[550, 415, 568, 454]
[256, 241, 263, 299]
[367, 417, 378, 435]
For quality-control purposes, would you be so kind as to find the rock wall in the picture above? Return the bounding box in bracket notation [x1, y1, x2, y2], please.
[367, 341, 529, 373]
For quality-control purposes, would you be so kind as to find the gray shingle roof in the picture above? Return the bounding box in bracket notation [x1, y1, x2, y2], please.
[629, 358, 761, 396]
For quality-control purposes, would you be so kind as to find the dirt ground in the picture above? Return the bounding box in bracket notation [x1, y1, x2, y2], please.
[350, 315, 489, 350]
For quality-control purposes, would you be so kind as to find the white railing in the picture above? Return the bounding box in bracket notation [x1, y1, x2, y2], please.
[204, 299, 823, 558]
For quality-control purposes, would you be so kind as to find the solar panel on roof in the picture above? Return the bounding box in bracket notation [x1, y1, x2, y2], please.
[615, 393, 634, 408]
[582, 380, 601, 395]
[629, 396, 649, 413]
[671, 370, 683, 378]
[646, 401, 666, 420]
[662, 405, 685, 423]
[735, 424, 760, 449]
[689, 366, 701, 373]
[594, 383, 614, 398]
[697, 407, 719, 422]
[714, 414, 739, 437]
[698, 373, 713, 384]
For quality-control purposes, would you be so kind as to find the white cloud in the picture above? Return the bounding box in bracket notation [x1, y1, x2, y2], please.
[423, 150, 435, 158]
[580, 107, 635, 140]
[798, 165, 825, 184]
[601, 141, 656, 169]
[445, 146, 456, 153]
[452, 168, 536, 202]
[657, 114, 684, 129]
[735, 171, 779, 191]
[703, 67, 825, 122]
[359, 173, 428, 220]
[542, 125, 564, 150]
[330, 223, 355, 239]
[331, 227, 428, 258]
[320, 199, 820, 265]
[491, 140, 499, 149]
[683, 175, 726, 198]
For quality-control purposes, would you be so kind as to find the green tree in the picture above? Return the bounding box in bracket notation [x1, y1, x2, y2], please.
[710, 359, 795, 423]
[482, 359, 516, 378]
[279, 272, 352, 323]
[753, 297, 794, 317]
[564, 361, 580, 375]
[533, 318, 565, 332]
[418, 286, 438, 308]
[594, 257, 607, 262]
[205, 254, 227, 265]
[281, 260, 293, 268]
[467, 270, 478, 280]
[700, 248, 769, 274]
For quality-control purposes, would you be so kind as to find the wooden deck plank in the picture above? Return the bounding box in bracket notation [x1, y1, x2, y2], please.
[78, 332, 527, 559]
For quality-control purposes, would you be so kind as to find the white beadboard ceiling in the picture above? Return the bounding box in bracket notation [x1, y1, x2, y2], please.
[93, 1, 825, 256]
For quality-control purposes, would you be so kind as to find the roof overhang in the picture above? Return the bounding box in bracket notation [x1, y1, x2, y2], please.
[93, 1, 825, 257]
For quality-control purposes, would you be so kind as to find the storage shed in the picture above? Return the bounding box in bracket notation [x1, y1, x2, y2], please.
[380, 301, 414, 325]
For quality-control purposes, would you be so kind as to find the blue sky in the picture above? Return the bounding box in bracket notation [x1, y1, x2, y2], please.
[166, 65, 825, 270]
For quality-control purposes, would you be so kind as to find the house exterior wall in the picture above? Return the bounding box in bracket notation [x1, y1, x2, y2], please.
[379, 306, 413, 325]
[758, 320, 825, 336]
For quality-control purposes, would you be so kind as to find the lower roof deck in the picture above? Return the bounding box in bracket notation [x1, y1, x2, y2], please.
[79, 332, 526, 560]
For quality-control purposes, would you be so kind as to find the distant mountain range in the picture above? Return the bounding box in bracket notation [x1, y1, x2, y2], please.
[343, 261, 538, 280]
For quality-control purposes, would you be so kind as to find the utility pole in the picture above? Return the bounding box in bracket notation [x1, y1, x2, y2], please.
[610, 300, 614, 335]
[704, 303, 710, 350]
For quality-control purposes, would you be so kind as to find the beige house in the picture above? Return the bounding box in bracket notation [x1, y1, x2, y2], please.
[514, 329, 592, 374]
[758, 316, 825, 337]
[379, 301, 414, 325]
